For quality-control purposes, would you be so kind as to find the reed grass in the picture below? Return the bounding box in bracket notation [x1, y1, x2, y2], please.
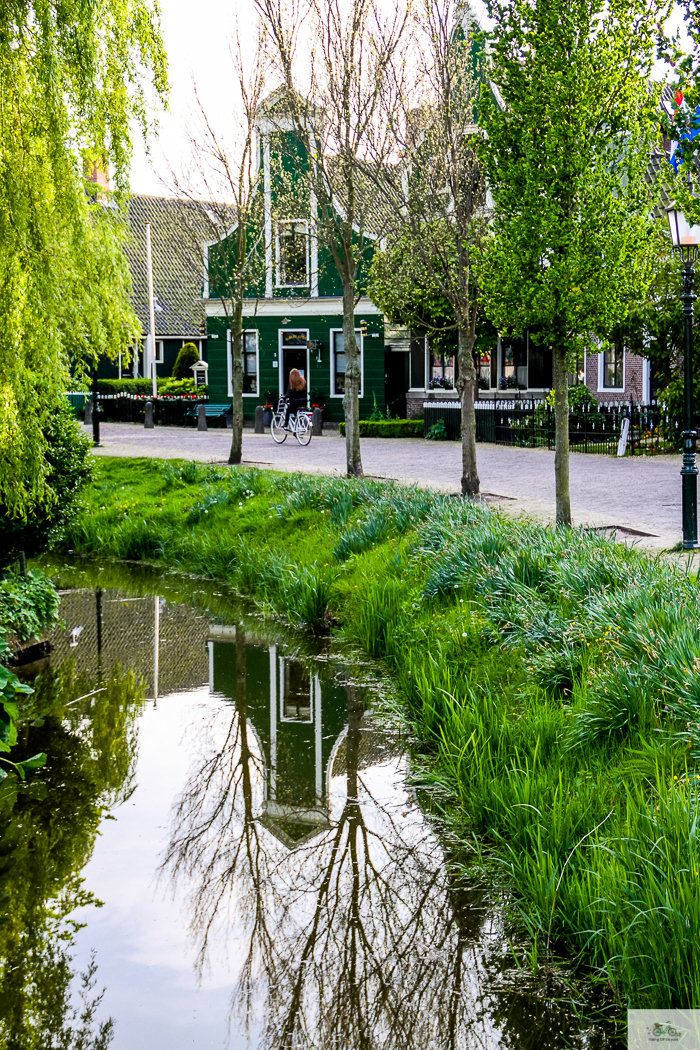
[61, 456, 700, 1009]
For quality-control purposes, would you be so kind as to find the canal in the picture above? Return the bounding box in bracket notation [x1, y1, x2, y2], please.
[1, 561, 622, 1048]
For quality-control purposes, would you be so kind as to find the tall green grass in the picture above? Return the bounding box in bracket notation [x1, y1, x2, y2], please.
[62, 456, 700, 1009]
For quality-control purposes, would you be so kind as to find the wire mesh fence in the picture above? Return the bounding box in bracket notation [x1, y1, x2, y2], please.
[424, 399, 682, 455]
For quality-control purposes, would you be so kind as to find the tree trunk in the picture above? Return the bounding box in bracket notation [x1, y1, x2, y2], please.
[457, 326, 479, 497]
[552, 345, 572, 526]
[228, 303, 244, 465]
[342, 281, 363, 477]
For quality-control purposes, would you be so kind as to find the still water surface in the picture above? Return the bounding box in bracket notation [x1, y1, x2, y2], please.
[3, 562, 622, 1049]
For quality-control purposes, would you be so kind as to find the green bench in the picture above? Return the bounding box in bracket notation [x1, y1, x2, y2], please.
[185, 402, 232, 427]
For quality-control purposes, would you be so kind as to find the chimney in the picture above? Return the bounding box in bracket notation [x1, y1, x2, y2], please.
[87, 162, 110, 196]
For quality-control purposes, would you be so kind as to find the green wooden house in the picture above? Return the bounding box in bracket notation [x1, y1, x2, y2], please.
[203, 91, 392, 423]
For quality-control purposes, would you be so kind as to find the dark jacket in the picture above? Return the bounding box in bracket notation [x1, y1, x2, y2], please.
[285, 385, 307, 408]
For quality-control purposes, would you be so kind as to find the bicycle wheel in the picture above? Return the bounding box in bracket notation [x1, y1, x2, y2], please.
[295, 413, 312, 446]
[271, 414, 287, 444]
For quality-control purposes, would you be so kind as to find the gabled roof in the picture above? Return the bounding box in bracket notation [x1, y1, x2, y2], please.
[125, 194, 235, 338]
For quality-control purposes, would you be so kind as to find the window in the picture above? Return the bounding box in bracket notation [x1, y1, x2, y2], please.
[478, 349, 492, 389]
[500, 336, 527, 389]
[155, 341, 164, 364]
[568, 354, 585, 387]
[331, 329, 362, 396]
[428, 348, 455, 390]
[602, 345, 623, 389]
[409, 334, 426, 389]
[277, 221, 309, 287]
[242, 331, 258, 394]
[280, 660, 312, 722]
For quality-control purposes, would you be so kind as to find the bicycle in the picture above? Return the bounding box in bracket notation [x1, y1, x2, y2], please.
[270, 397, 313, 446]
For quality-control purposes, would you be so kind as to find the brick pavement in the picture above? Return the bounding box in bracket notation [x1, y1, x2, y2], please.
[90, 422, 687, 550]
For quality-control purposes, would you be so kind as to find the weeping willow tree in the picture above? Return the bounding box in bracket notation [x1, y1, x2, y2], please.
[0, 1, 168, 521]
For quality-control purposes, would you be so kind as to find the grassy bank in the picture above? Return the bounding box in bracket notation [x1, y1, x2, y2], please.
[63, 456, 700, 1009]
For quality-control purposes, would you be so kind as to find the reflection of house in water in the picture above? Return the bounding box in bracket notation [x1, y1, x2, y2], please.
[48, 589, 210, 697]
[209, 632, 347, 848]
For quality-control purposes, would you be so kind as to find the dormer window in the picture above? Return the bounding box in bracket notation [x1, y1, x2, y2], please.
[276, 220, 309, 287]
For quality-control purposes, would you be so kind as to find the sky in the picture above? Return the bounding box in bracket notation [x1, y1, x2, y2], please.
[129, 0, 493, 197]
[129, 0, 686, 199]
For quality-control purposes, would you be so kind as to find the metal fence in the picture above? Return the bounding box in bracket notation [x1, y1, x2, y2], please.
[67, 393, 209, 427]
[424, 399, 682, 455]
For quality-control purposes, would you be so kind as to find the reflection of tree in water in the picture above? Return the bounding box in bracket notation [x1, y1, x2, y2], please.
[0, 660, 145, 1048]
[163, 630, 502, 1050]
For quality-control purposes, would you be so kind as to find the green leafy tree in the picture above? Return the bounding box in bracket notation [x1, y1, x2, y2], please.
[478, 0, 663, 524]
[370, 229, 498, 406]
[0, 0, 168, 522]
[370, 235, 460, 361]
[611, 227, 700, 431]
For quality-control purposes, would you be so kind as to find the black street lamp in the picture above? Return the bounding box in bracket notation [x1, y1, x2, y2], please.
[667, 204, 700, 550]
[91, 365, 101, 448]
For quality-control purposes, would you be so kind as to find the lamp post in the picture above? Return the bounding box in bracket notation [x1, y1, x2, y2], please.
[667, 205, 700, 550]
[91, 365, 101, 448]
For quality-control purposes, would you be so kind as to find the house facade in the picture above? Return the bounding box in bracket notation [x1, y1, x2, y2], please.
[203, 94, 388, 423]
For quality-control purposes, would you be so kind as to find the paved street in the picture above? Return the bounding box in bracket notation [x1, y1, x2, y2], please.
[90, 422, 686, 550]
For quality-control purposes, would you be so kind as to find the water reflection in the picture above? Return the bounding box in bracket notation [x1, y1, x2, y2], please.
[1, 566, 621, 1049]
[164, 627, 616, 1050]
[0, 658, 145, 1048]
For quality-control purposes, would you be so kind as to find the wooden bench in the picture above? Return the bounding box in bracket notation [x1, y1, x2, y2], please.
[184, 403, 232, 427]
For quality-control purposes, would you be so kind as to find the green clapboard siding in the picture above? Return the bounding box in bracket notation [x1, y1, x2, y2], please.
[207, 313, 385, 424]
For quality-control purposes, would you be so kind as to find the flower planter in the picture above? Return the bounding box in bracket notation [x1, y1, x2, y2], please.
[263, 408, 273, 426]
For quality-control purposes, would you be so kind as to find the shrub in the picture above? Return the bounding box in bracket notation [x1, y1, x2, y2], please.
[172, 343, 201, 381]
[338, 419, 423, 437]
[426, 419, 448, 440]
[97, 378, 155, 395]
[0, 399, 93, 565]
[0, 570, 61, 644]
[160, 377, 205, 396]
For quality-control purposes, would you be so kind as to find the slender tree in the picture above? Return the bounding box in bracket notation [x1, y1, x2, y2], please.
[254, 0, 410, 477]
[166, 28, 269, 465]
[370, 0, 492, 496]
[478, 0, 663, 525]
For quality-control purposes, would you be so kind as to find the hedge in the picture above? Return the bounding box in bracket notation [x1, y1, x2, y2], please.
[338, 419, 424, 437]
[97, 378, 157, 395]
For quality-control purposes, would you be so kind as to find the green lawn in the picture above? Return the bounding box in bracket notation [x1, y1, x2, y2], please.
[63, 455, 700, 1009]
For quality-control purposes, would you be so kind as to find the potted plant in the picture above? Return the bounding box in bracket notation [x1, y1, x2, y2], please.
[308, 388, 325, 419]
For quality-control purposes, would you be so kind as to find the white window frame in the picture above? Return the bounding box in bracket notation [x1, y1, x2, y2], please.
[242, 330, 260, 397]
[408, 335, 428, 392]
[227, 329, 260, 397]
[598, 346, 625, 392]
[427, 341, 458, 391]
[330, 328, 364, 398]
[279, 657, 314, 723]
[278, 329, 310, 397]
[275, 219, 310, 289]
[143, 337, 164, 364]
